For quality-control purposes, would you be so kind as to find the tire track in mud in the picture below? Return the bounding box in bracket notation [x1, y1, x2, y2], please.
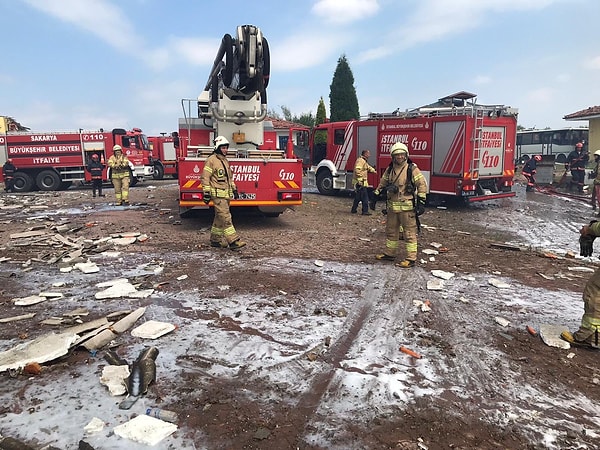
[288, 266, 428, 444]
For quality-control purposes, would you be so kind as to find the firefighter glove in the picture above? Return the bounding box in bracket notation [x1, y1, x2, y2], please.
[233, 189, 240, 200]
[579, 234, 596, 257]
[203, 191, 211, 204]
[416, 197, 426, 216]
[373, 189, 380, 197]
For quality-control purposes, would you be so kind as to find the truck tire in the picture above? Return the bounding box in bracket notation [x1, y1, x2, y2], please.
[12, 172, 34, 192]
[316, 170, 335, 195]
[36, 170, 62, 191]
[153, 164, 164, 180]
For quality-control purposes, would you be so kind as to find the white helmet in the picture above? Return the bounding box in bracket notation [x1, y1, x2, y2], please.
[594, 150, 600, 157]
[214, 136, 230, 151]
[113, 145, 122, 152]
[390, 142, 409, 157]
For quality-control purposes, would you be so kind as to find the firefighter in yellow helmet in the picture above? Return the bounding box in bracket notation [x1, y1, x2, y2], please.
[107, 145, 131, 206]
[373, 142, 427, 268]
[201, 136, 246, 250]
[562, 220, 600, 348]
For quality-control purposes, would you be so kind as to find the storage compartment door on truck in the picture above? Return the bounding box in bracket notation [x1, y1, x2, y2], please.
[431, 120, 467, 195]
[356, 124, 378, 187]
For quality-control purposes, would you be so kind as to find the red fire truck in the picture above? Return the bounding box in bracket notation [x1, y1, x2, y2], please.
[0, 125, 154, 192]
[148, 134, 178, 180]
[308, 92, 518, 203]
[177, 25, 306, 217]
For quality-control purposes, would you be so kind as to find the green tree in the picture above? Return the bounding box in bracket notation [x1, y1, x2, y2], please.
[329, 55, 359, 122]
[314, 97, 327, 145]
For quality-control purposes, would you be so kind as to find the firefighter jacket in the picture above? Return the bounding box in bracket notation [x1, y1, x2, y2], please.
[579, 221, 600, 334]
[201, 152, 236, 199]
[351, 156, 376, 188]
[593, 160, 600, 185]
[108, 154, 131, 179]
[86, 160, 105, 180]
[567, 149, 589, 171]
[522, 159, 537, 177]
[2, 162, 16, 178]
[376, 161, 427, 213]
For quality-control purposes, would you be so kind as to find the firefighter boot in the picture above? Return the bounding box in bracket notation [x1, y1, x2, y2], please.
[396, 259, 416, 268]
[375, 253, 395, 261]
[229, 239, 246, 251]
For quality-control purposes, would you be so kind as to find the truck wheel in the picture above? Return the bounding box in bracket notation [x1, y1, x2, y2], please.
[316, 170, 335, 195]
[13, 172, 34, 192]
[36, 170, 62, 191]
[153, 165, 164, 180]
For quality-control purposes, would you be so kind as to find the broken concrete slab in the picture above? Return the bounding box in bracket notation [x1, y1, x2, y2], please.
[12, 295, 47, 306]
[100, 365, 130, 396]
[539, 324, 571, 350]
[113, 413, 177, 446]
[81, 307, 146, 350]
[0, 332, 78, 372]
[131, 320, 176, 339]
[0, 313, 36, 323]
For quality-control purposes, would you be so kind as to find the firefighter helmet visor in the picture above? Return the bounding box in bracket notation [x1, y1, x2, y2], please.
[214, 135, 230, 151]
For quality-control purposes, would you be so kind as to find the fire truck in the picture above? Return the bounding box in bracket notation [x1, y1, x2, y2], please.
[177, 25, 306, 217]
[308, 92, 519, 203]
[148, 134, 178, 180]
[0, 123, 154, 192]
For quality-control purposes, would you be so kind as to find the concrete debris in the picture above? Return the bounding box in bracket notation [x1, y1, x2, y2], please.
[431, 269, 454, 280]
[113, 414, 177, 446]
[314, 259, 325, 267]
[74, 261, 100, 274]
[539, 324, 571, 349]
[567, 266, 595, 273]
[100, 365, 130, 396]
[494, 316, 510, 327]
[0, 332, 78, 372]
[12, 295, 47, 306]
[131, 320, 176, 339]
[422, 248, 438, 255]
[81, 307, 146, 350]
[0, 313, 36, 323]
[488, 278, 511, 289]
[84, 417, 106, 436]
[426, 279, 445, 291]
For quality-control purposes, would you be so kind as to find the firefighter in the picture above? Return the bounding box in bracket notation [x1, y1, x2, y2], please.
[351, 149, 376, 215]
[373, 142, 427, 268]
[107, 145, 131, 206]
[566, 142, 588, 193]
[201, 136, 246, 250]
[2, 159, 17, 193]
[522, 155, 541, 192]
[561, 220, 600, 348]
[86, 154, 105, 198]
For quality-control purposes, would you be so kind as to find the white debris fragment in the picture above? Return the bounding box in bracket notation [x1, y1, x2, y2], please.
[84, 417, 106, 436]
[51, 281, 66, 287]
[100, 365, 130, 396]
[457, 296, 470, 304]
[0, 332, 78, 372]
[430, 242, 443, 249]
[539, 324, 571, 349]
[567, 352, 576, 359]
[113, 415, 177, 446]
[95, 281, 138, 299]
[111, 237, 137, 246]
[494, 316, 510, 327]
[314, 260, 325, 267]
[74, 261, 100, 274]
[460, 275, 476, 281]
[13, 295, 47, 306]
[568, 266, 595, 273]
[39, 292, 64, 299]
[426, 279, 445, 291]
[431, 269, 455, 280]
[131, 320, 176, 339]
[488, 278, 511, 289]
[422, 248, 439, 255]
[176, 274, 188, 281]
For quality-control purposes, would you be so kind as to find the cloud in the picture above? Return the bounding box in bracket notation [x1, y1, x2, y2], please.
[527, 87, 554, 103]
[312, 0, 380, 24]
[271, 32, 349, 72]
[474, 75, 493, 85]
[22, 0, 144, 53]
[356, 0, 564, 63]
[583, 55, 600, 70]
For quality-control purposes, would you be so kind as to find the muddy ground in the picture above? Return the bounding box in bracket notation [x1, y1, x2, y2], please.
[0, 176, 600, 450]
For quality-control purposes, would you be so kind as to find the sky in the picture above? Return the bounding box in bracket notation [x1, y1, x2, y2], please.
[1, 0, 598, 136]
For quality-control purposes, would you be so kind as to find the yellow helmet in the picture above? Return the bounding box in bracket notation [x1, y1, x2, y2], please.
[390, 142, 408, 157]
[594, 150, 600, 157]
[113, 145, 122, 152]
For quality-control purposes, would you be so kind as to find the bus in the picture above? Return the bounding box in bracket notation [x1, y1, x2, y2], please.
[516, 127, 588, 164]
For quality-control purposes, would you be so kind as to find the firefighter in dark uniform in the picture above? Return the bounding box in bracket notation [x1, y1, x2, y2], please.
[522, 155, 541, 192]
[566, 142, 588, 193]
[562, 220, 600, 348]
[201, 136, 246, 250]
[351, 149, 376, 215]
[2, 159, 17, 193]
[373, 142, 427, 268]
[86, 154, 105, 197]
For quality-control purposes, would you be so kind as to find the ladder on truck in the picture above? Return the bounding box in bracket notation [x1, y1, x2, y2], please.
[471, 108, 484, 182]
